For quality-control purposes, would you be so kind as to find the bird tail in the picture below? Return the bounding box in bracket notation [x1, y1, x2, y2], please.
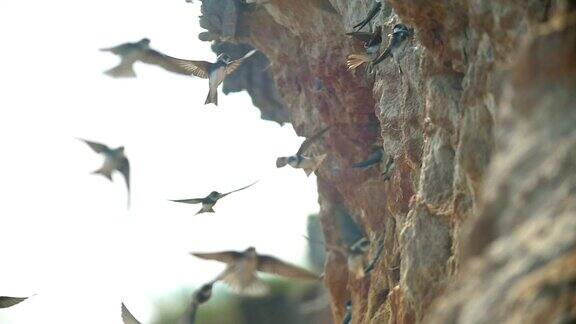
[92, 168, 113, 181]
[205, 88, 218, 106]
[195, 206, 215, 215]
[103, 64, 136, 78]
[304, 154, 327, 177]
[276, 157, 289, 168]
[346, 54, 371, 70]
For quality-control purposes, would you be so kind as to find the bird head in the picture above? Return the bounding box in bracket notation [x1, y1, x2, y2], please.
[196, 283, 213, 304]
[138, 38, 151, 48]
[393, 24, 409, 34]
[276, 157, 288, 168]
[287, 156, 300, 167]
[208, 191, 221, 199]
[244, 246, 257, 256]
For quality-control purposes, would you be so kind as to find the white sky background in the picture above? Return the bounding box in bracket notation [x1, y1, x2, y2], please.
[0, 0, 319, 323]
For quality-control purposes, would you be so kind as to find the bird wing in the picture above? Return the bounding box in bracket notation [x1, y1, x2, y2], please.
[139, 49, 197, 76]
[257, 255, 319, 280]
[121, 303, 142, 324]
[170, 198, 204, 204]
[118, 158, 130, 207]
[160, 55, 213, 79]
[352, 1, 382, 30]
[77, 138, 111, 154]
[190, 251, 243, 264]
[219, 181, 258, 198]
[225, 49, 258, 75]
[100, 43, 132, 55]
[352, 148, 384, 168]
[296, 126, 330, 156]
[0, 296, 28, 308]
[346, 31, 374, 43]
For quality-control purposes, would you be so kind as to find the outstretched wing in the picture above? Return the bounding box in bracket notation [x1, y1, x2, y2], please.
[0, 296, 29, 308]
[170, 198, 204, 204]
[225, 49, 258, 75]
[160, 54, 213, 79]
[190, 251, 243, 265]
[296, 126, 330, 156]
[257, 255, 319, 280]
[121, 303, 142, 324]
[219, 181, 258, 198]
[77, 138, 111, 154]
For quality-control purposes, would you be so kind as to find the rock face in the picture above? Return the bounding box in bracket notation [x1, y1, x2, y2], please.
[196, 0, 576, 323]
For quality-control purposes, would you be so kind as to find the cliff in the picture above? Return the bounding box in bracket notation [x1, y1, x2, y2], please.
[196, 0, 576, 323]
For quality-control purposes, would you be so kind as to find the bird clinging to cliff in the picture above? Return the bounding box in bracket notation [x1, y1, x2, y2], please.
[352, 0, 382, 31]
[371, 24, 411, 75]
[170, 182, 257, 215]
[190, 247, 319, 296]
[166, 49, 258, 105]
[0, 296, 32, 309]
[78, 138, 130, 207]
[342, 301, 352, 324]
[276, 126, 330, 176]
[352, 147, 384, 169]
[327, 237, 372, 279]
[121, 303, 141, 324]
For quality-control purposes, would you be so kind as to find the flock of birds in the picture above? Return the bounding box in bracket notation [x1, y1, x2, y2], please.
[1, 1, 411, 323]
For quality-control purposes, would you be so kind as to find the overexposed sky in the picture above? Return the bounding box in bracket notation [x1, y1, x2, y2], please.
[0, 1, 318, 323]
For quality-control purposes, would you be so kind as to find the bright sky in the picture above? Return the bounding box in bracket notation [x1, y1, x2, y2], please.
[0, 1, 319, 323]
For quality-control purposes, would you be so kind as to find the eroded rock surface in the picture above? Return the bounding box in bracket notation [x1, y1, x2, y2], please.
[195, 0, 576, 322]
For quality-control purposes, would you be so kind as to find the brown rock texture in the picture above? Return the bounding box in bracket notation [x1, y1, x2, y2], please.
[196, 0, 576, 323]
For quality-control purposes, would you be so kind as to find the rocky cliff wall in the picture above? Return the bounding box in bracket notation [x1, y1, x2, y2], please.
[196, 0, 576, 323]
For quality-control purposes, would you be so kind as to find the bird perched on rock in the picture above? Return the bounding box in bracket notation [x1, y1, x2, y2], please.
[346, 26, 383, 70]
[121, 303, 141, 324]
[371, 24, 411, 75]
[190, 247, 319, 296]
[352, 0, 382, 31]
[0, 296, 32, 309]
[352, 147, 384, 169]
[276, 126, 330, 176]
[78, 138, 130, 207]
[167, 49, 258, 105]
[170, 182, 257, 215]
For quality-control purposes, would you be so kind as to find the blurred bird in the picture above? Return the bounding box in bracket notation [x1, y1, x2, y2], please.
[346, 26, 383, 70]
[352, 0, 382, 31]
[166, 49, 258, 105]
[352, 147, 384, 169]
[179, 281, 216, 324]
[276, 126, 330, 176]
[0, 296, 31, 309]
[371, 24, 411, 75]
[78, 138, 130, 207]
[170, 182, 257, 215]
[121, 303, 141, 324]
[190, 247, 319, 296]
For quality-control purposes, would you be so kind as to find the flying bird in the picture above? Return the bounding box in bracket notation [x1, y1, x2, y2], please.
[371, 24, 411, 75]
[0, 296, 31, 309]
[352, 148, 384, 169]
[190, 247, 318, 296]
[276, 126, 330, 176]
[352, 0, 382, 31]
[121, 303, 142, 324]
[170, 182, 257, 215]
[346, 26, 382, 70]
[166, 49, 258, 105]
[100, 38, 206, 78]
[78, 139, 130, 207]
